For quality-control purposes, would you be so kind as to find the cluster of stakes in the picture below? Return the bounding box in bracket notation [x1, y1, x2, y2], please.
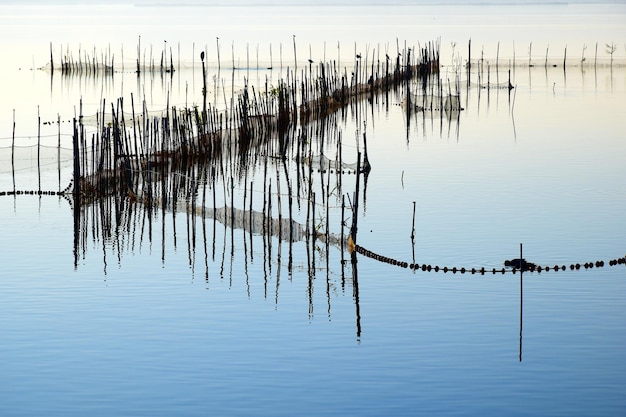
[355, 244, 626, 275]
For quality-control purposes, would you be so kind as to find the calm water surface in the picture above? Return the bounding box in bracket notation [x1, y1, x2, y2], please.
[1, 2, 625, 416]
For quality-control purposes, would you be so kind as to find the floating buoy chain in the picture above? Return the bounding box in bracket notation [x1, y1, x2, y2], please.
[354, 244, 626, 274]
[0, 181, 72, 197]
[0, 190, 66, 196]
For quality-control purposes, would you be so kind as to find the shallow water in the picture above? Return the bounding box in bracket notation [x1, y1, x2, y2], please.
[1, 3, 626, 417]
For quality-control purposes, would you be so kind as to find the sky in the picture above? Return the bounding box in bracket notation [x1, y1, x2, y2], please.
[1, 0, 624, 5]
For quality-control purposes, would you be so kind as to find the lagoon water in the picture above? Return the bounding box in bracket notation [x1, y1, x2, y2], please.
[1, 2, 626, 416]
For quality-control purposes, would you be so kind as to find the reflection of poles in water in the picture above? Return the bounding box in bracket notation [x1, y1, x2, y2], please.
[72, 117, 81, 269]
[509, 80, 518, 142]
[352, 251, 362, 341]
[411, 201, 417, 266]
[511, 107, 518, 143]
[325, 168, 332, 318]
[349, 152, 362, 263]
[230, 176, 235, 265]
[275, 174, 283, 305]
[188, 166, 198, 272]
[308, 194, 316, 318]
[280, 149, 294, 274]
[361, 129, 370, 210]
[248, 181, 254, 262]
[202, 164, 210, 283]
[453, 95, 461, 142]
[350, 152, 362, 339]
[211, 167, 217, 262]
[70, 154, 363, 329]
[519, 243, 524, 362]
[341, 194, 346, 289]
[267, 181, 273, 277]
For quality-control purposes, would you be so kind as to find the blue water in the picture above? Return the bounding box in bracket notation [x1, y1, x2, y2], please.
[1, 197, 624, 417]
[1, 198, 625, 416]
[1, 3, 626, 417]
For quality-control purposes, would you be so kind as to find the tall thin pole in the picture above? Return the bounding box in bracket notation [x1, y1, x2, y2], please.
[11, 109, 16, 193]
[201, 50, 207, 128]
[37, 106, 41, 193]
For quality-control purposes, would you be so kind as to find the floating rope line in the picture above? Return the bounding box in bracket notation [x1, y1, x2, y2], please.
[0, 190, 66, 196]
[0, 182, 72, 197]
[354, 244, 626, 275]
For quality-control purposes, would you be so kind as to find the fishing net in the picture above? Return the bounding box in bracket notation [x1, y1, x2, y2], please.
[0, 144, 74, 192]
[303, 153, 359, 173]
[468, 80, 513, 89]
[404, 93, 461, 113]
[79, 108, 172, 127]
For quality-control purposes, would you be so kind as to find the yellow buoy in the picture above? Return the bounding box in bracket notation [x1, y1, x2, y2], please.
[347, 235, 355, 254]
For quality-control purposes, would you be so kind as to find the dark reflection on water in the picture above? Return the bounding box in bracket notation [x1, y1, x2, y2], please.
[516, 244, 529, 364]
